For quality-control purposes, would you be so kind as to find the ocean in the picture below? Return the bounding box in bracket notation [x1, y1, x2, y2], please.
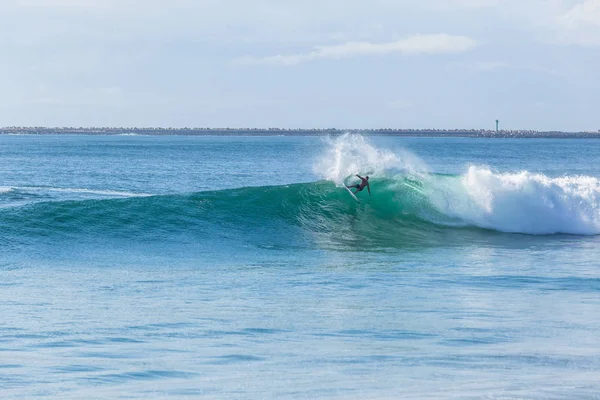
[1, 133, 599, 399]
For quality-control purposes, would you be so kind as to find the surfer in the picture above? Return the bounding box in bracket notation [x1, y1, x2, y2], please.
[346, 175, 371, 195]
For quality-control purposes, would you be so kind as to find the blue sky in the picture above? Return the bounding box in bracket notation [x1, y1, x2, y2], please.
[1, 0, 599, 130]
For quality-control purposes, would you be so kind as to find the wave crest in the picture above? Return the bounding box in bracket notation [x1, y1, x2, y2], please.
[429, 166, 600, 235]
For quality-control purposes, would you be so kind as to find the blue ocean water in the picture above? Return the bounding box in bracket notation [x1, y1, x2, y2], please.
[1, 133, 599, 399]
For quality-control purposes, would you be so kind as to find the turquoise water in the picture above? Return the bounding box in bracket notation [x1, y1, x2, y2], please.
[1, 134, 599, 399]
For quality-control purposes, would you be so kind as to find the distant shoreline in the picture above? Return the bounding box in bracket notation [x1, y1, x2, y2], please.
[1, 127, 600, 138]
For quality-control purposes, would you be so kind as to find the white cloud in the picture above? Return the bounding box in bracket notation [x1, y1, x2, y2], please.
[557, 0, 600, 45]
[236, 34, 476, 66]
[562, 0, 600, 25]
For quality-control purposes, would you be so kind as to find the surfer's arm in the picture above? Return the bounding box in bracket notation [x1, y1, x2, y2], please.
[356, 174, 364, 180]
[367, 182, 371, 195]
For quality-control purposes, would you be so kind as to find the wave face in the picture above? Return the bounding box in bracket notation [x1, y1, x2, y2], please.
[0, 179, 448, 250]
[1, 134, 599, 251]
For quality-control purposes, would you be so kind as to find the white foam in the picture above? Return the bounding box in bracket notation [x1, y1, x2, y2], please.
[0, 187, 14, 194]
[45, 187, 151, 197]
[429, 166, 600, 235]
[16, 186, 151, 198]
[314, 133, 426, 184]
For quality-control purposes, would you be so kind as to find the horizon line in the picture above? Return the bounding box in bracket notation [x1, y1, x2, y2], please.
[1, 127, 598, 133]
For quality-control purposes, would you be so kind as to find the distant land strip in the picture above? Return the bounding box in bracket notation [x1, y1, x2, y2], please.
[1, 127, 600, 138]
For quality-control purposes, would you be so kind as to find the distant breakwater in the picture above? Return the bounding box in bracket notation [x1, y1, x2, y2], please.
[2, 127, 600, 138]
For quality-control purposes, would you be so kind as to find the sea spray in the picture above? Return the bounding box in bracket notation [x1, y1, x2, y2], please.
[313, 133, 428, 184]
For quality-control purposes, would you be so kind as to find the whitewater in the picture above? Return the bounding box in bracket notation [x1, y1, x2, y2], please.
[1, 133, 599, 399]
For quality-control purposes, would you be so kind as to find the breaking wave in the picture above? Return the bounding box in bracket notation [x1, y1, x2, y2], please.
[1, 134, 598, 251]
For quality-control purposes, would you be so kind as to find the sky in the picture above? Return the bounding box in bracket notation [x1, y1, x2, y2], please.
[1, 0, 599, 130]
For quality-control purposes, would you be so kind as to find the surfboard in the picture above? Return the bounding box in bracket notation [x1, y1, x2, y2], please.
[344, 186, 360, 201]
